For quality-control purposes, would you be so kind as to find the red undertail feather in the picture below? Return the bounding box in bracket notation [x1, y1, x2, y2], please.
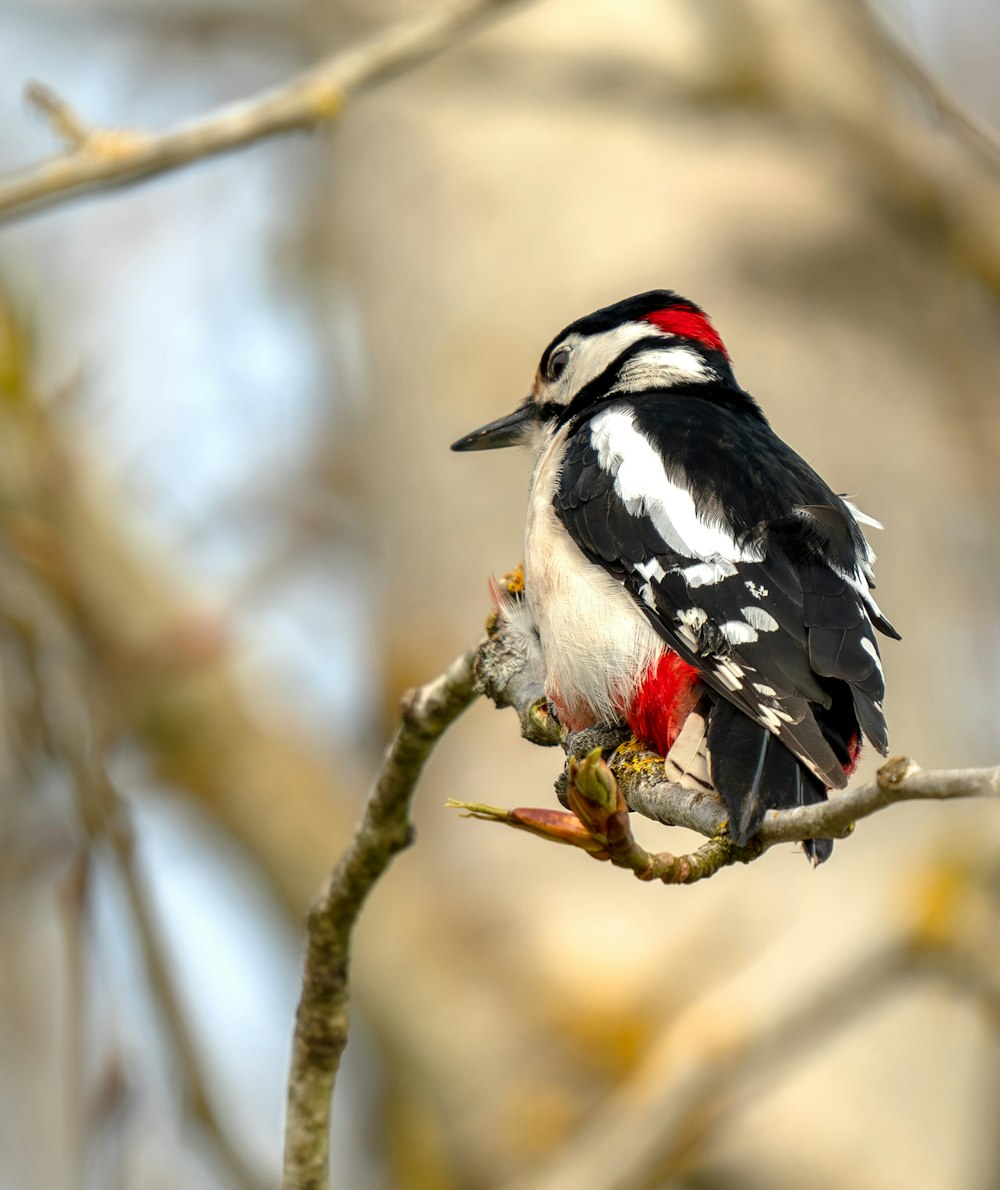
[843, 731, 861, 780]
[627, 652, 701, 757]
[643, 306, 730, 360]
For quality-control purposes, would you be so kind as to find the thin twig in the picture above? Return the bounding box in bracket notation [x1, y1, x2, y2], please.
[25, 82, 90, 149]
[0, 0, 528, 223]
[282, 643, 481, 1190]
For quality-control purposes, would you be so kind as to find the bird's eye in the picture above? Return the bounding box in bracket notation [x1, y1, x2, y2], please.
[547, 347, 570, 382]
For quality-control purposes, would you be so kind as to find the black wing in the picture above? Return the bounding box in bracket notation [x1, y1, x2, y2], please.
[555, 394, 898, 834]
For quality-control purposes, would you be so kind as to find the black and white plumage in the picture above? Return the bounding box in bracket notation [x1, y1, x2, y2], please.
[452, 291, 899, 863]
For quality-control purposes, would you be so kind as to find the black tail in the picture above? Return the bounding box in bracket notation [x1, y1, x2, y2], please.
[705, 699, 833, 864]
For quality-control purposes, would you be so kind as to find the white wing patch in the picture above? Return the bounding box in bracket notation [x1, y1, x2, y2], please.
[590, 408, 763, 564]
[636, 557, 667, 583]
[681, 557, 738, 587]
[720, 620, 758, 646]
[741, 606, 779, 632]
[758, 703, 795, 732]
[714, 657, 745, 691]
[675, 606, 709, 650]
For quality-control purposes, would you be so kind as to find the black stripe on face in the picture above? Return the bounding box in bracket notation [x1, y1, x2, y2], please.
[553, 335, 692, 424]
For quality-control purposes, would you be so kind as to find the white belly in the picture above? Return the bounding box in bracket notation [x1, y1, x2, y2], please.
[522, 425, 664, 729]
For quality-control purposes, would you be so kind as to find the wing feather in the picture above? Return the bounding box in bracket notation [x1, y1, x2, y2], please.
[555, 399, 895, 790]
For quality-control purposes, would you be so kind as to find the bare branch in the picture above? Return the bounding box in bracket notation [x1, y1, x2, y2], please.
[282, 643, 481, 1190]
[0, 0, 527, 224]
[758, 757, 1000, 845]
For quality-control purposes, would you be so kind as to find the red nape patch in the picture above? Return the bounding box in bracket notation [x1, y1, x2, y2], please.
[644, 305, 730, 360]
[627, 652, 701, 758]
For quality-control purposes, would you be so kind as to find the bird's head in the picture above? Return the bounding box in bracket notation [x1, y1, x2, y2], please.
[451, 290, 738, 453]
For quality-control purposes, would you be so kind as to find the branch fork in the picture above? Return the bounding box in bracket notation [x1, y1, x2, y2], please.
[26, 82, 149, 161]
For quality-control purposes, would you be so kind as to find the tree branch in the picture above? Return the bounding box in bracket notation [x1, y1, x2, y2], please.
[282, 643, 481, 1190]
[0, 0, 527, 224]
[470, 617, 1000, 875]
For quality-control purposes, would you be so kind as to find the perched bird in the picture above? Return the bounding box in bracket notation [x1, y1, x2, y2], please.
[452, 291, 898, 862]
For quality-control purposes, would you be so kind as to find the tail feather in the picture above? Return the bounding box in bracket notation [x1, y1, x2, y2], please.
[705, 698, 833, 862]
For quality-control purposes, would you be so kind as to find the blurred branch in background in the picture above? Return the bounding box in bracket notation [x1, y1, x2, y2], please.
[0, 288, 360, 1183]
[71, 761, 270, 1190]
[0, 0, 529, 223]
[514, 853, 1000, 1190]
[852, 0, 1000, 168]
[0, 296, 354, 911]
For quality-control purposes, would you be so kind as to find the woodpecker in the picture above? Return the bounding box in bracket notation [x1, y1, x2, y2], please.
[452, 291, 899, 863]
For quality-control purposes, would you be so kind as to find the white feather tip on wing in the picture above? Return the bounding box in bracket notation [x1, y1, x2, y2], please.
[843, 498, 884, 531]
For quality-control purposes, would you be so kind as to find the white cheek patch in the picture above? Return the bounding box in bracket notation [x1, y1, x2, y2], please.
[591, 408, 761, 563]
[609, 347, 711, 393]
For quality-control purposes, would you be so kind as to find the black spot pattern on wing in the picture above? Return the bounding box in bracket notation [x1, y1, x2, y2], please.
[554, 392, 896, 810]
[632, 558, 850, 787]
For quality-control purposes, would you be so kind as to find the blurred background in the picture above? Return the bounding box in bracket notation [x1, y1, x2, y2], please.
[0, 1, 998, 1187]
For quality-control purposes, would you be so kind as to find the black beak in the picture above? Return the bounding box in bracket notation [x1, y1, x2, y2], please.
[450, 401, 538, 452]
